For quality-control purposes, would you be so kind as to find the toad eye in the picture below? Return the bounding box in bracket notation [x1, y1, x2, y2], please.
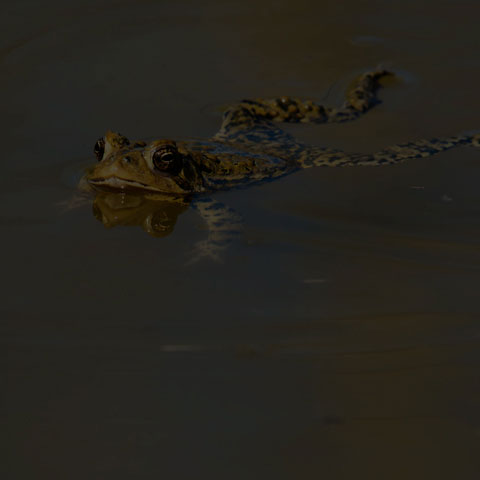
[94, 138, 105, 161]
[152, 149, 179, 172]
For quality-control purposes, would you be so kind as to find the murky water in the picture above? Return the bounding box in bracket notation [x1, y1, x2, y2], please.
[2, 1, 480, 478]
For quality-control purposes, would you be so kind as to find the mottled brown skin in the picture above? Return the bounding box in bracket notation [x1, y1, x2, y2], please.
[83, 69, 480, 197]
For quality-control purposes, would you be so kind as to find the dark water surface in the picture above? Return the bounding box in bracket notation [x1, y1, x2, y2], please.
[2, 1, 480, 478]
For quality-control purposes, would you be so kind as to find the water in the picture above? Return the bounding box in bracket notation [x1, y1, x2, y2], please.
[2, 1, 480, 478]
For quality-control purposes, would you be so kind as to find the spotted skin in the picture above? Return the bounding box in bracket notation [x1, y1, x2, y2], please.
[84, 68, 480, 196]
[216, 69, 391, 139]
[80, 69, 480, 259]
[214, 68, 478, 172]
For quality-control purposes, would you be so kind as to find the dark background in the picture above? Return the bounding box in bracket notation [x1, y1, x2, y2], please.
[2, 1, 480, 478]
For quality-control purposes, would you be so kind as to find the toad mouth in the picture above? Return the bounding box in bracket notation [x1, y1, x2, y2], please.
[88, 176, 161, 192]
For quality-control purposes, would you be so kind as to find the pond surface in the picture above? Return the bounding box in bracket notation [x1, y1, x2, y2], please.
[2, 1, 480, 478]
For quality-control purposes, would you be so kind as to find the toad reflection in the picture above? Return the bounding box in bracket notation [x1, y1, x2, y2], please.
[91, 192, 189, 238]
[82, 189, 242, 262]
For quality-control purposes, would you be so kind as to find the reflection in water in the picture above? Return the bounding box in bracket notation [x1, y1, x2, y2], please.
[91, 192, 190, 238]
[89, 192, 242, 262]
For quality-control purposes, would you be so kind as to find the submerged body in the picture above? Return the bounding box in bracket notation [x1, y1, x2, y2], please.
[80, 69, 479, 258]
[83, 68, 479, 199]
